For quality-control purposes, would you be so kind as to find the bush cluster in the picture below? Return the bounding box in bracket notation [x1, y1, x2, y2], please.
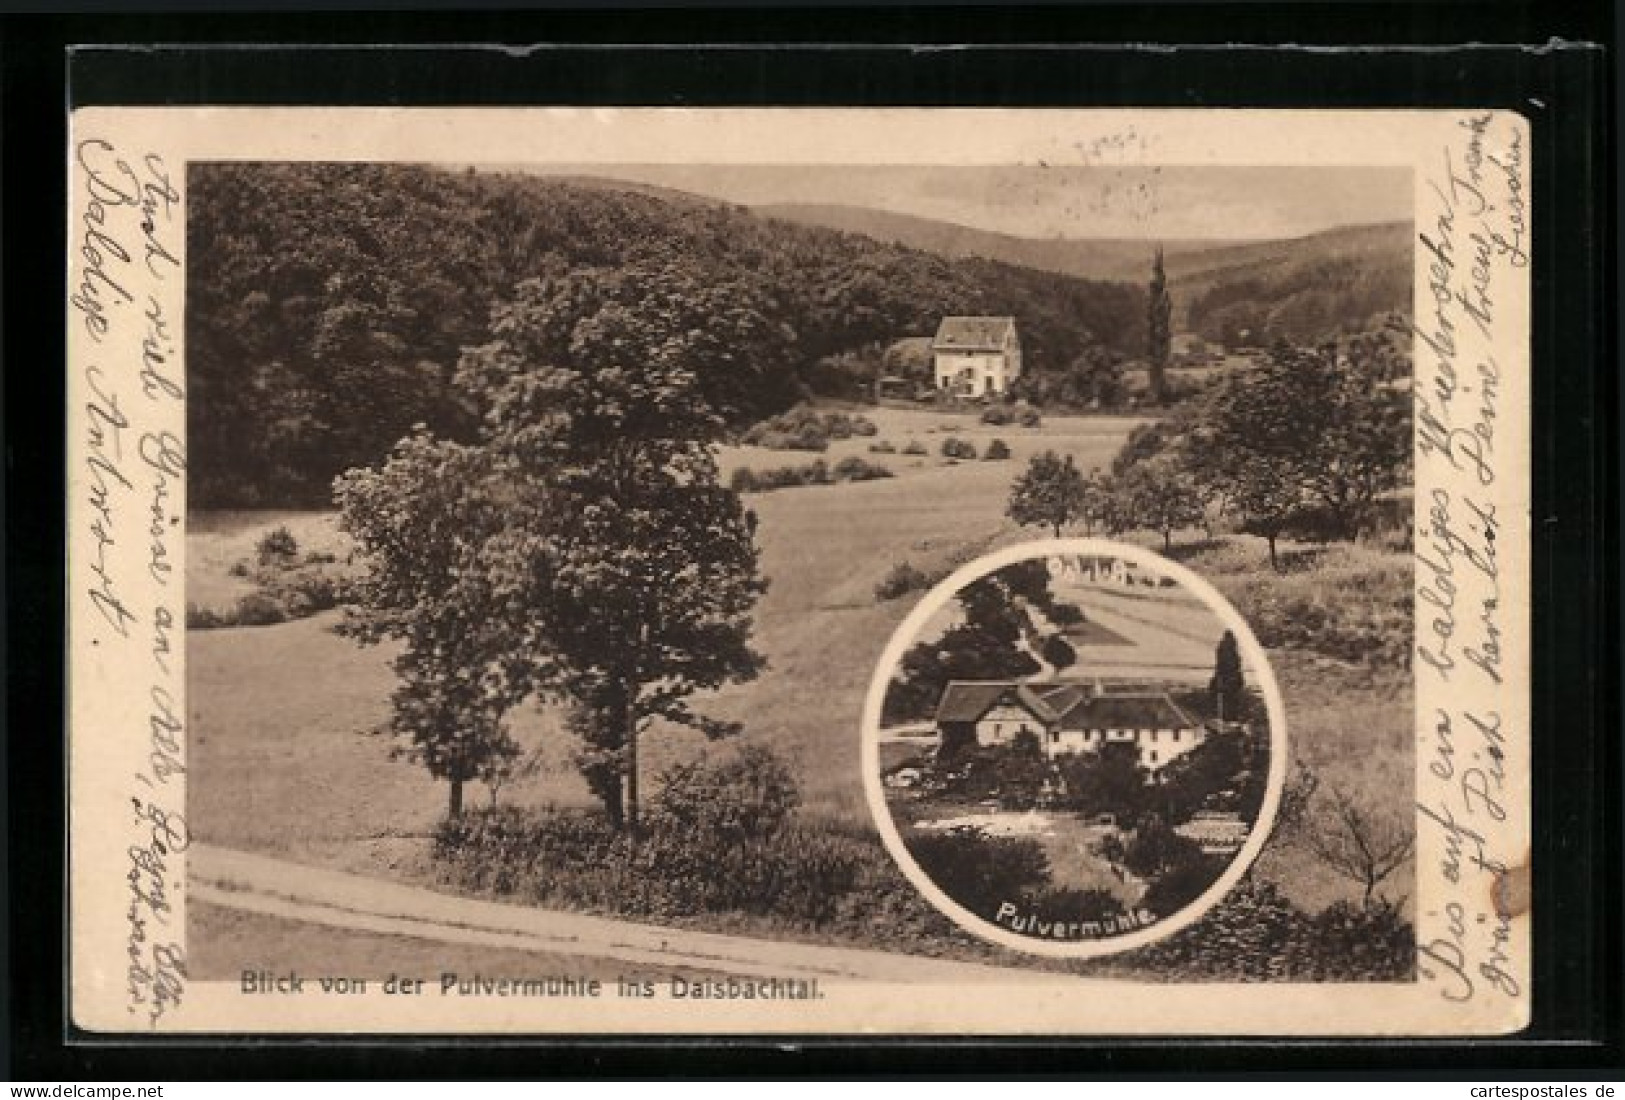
[255, 525, 300, 565]
[1200, 544, 1414, 669]
[868, 440, 897, 454]
[186, 566, 348, 629]
[731, 456, 894, 494]
[984, 438, 1012, 460]
[742, 408, 878, 452]
[1126, 877, 1414, 981]
[940, 437, 978, 460]
[191, 533, 353, 630]
[434, 752, 957, 938]
[907, 825, 1051, 921]
[976, 403, 1041, 428]
[874, 561, 945, 602]
[832, 456, 895, 482]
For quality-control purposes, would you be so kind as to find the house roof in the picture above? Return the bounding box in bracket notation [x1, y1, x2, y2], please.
[1056, 692, 1196, 732]
[1033, 683, 1091, 716]
[931, 316, 1017, 352]
[935, 680, 1056, 725]
[935, 680, 1197, 732]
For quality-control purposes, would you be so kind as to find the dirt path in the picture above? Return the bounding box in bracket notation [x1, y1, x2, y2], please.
[189, 844, 1078, 984]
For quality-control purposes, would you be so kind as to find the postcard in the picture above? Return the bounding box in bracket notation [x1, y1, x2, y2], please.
[67, 106, 1530, 1034]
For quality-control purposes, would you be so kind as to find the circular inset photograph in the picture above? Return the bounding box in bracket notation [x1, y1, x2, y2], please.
[863, 539, 1287, 957]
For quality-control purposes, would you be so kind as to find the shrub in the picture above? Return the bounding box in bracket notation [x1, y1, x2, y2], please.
[980, 405, 1015, 426]
[1041, 634, 1076, 669]
[907, 825, 1051, 921]
[832, 456, 895, 483]
[731, 460, 836, 493]
[744, 408, 877, 452]
[1124, 816, 1206, 878]
[255, 525, 300, 565]
[1138, 855, 1227, 918]
[1127, 877, 1310, 980]
[1026, 885, 1127, 925]
[186, 604, 227, 630]
[654, 746, 800, 845]
[228, 560, 251, 578]
[434, 757, 889, 929]
[1094, 832, 1127, 865]
[875, 561, 937, 601]
[1297, 899, 1415, 981]
[868, 440, 897, 454]
[940, 437, 977, 460]
[268, 569, 343, 615]
[984, 438, 1012, 460]
[1128, 878, 1415, 982]
[902, 441, 927, 456]
[1049, 602, 1085, 626]
[232, 592, 288, 626]
[1018, 405, 1043, 428]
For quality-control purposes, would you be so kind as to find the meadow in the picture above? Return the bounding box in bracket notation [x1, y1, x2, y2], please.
[187, 404, 1413, 958]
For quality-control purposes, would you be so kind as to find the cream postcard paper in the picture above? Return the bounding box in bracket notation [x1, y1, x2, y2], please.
[68, 107, 1528, 1034]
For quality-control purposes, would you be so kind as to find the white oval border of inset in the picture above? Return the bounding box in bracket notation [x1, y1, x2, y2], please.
[861, 537, 1289, 959]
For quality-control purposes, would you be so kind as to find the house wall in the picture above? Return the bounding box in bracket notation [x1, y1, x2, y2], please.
[974, 704, 1045, 747]
[1044, 725, 1206, 771]
[934, 350, 1011, 394]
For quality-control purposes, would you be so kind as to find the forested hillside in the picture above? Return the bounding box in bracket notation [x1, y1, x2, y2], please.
[1178, 223, 1412, 346]
[757, 203, 1412, 347]
[188, 163, 1143, 507]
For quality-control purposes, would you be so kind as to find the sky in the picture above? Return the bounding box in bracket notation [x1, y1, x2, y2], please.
[499, 164, 1412, 242]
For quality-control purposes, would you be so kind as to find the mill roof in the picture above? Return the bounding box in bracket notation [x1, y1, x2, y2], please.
[931, 316, 1017, 352]
[934, 680, 1057, 725]
[1055, 692, 1196, 732]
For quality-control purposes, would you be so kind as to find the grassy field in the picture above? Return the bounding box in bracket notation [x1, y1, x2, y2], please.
[187, 403, 1414, 956]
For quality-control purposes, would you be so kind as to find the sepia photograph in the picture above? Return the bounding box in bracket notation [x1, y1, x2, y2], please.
[179, 154, 1414, 983]
[65, 107, 1532, 1034]
[871, 546, 1283, 955]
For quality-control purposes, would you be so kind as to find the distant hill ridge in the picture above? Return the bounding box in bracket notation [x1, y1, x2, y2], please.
[754, 201, 1411, 290]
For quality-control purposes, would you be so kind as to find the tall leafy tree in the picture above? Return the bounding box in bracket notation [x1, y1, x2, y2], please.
[1146, 246, 1173, 405]
[1060, 741, 1150, 829]
[1007, 450, 1089, 538]
[1112, 455, 1205, 551]
[340, 263, 774, 830]
[1208, 629, 1247, 723]
[1198, 345, 1324, 569]
[335, 432, 523, 817]
[883, 571, 1043, 727]
[1197, 340, 1409, 566]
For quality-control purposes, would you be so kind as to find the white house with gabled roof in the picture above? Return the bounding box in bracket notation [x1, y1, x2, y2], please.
[932, 316, 1022, 396]
[935, 679, 1205, 773]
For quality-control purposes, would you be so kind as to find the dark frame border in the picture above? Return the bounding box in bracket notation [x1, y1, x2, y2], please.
[6, 10, 1616, 1079]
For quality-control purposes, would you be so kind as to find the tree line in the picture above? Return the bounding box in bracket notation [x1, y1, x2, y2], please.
[1006, 328, 1413, 567]
[1186, 252, 1411, 349]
